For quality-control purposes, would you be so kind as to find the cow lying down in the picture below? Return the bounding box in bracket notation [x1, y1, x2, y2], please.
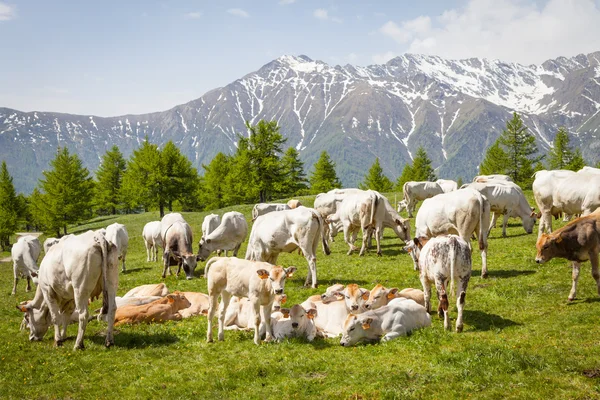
[340, 298, 431, 346]
[114, 292, 191, 326]
[271, 303, 318, 342]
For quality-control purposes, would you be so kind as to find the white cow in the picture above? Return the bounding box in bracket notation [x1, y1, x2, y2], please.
[399, 181, 444, 217]
[105, 223, 128, 272]
[142, 221, 163, 262]
[43, 238, 60, 254]
[314, 188, 364, 241]
[161, 213, 199, 279]
[122, 283, 169, 297]
[579, 166, 600, 175]
[405, 235, 472, 332]
[272, 303, 318, 342]
[198, 211, 248, 261]
[436, 179, 458, 193]
[202, 214, 221, 240]
[472, 174, 513, 183]
[223, 294, 287, 332]
[415, 188, 490, 277]
[466, 181, 536, 237]
[554, 174, 600, 219]
[287, 199, 302, 209]
[205, 256, 296, 345]
[245, 206, 330, 288]
[251, 203, 290, 221]
[364, 284, 426, 310]
[11, 235, 41, 295]
[339, 298, 431, 346]
[17, 231, 119, 349]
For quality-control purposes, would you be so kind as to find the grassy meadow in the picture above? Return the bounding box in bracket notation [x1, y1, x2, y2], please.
[1, 191, 600, 399]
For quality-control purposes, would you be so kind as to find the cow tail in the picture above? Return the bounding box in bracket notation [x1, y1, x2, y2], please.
[369, 192, 378, 227]
[251, 205, 258, 221]
[204, 257, 218, 275]
[403, 182, 410, 204]
[449, 237, 457, 298]
[313, 210, 331, 256]
[477, 192, 487, 251]
[94, 232, 110, 315]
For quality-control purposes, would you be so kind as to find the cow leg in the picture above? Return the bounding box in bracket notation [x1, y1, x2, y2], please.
[502, 214, 509, 238]
[251, 299, 262, 345]
[344, 226, 356, 255]
[589, 253, 600, 298]
[12, 263, 18, 295]
[45, 294, 65, 346]
[421, 277, 432, 313]
[232, 243, 241, 257]
[206, 292, 219, 343]
[375, 226, 382, 257]
[176, 261, 182, 277]
[407, 200, 414, 218]
[26, 276, 32, 292]
[435, 279, 449, 330]
[73, 291, 90, 350]
[218, 292, 231, 342]
[456, 277, 469, 333]
[568, 262, 581, 301]
[304, 254, 318, 288]
[359, 227, 370, 256]
[121, 252, 127, 272]
[261, 302, 274, 342]
[145, 241, 151, 262]
[161, 252, 169, 278]
[480, 247, 488, 278]
[488, 213, 498, 236]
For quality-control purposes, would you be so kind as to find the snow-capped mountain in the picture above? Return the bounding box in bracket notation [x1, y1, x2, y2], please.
[2, 51, 600, 193]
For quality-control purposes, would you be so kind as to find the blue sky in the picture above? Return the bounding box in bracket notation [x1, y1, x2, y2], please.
[1, 0, 600, 116]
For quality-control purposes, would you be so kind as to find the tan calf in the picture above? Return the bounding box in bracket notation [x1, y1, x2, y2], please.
[364, 285, 425, 310]
[114, 293, 191, 326]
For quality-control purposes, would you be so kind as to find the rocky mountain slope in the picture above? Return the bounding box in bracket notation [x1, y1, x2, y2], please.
[2, 51, 600, 193]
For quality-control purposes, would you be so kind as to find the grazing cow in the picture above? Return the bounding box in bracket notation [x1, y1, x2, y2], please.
[142, 221, 163, 262]
[11, 235, 41, 295]
[364, 285, 426, 310]
[532, 169, 577, 238]
[339, 298, 431, 346]
[198, 211, 248, 261]
[472, 174, 513, 183]
[114, 292, 191, 326]
[251, 203, 290, 221]
[272, 303, 318, 342]
[223, 294, 287, 331]
[205, 257, 296, 345]
[436, 179, 458, 193]
[43, 238, 60, 254]
[465, 181, 536, 237]
[416, 188, 490, 277]
[405, 235, 472, 332]
[123, 283, 169, 298]
[399, 181, 444, 217]
[202, 214, 221, 239]
[314, 188, 364, 241]
[161, 213, 199, 279]
[105, 223, 129, 272]
[287, 199, 302, 209]
[535, 210, 600, 301]
[245, 207, 330, 288]
[554, 173, 600, 219]
[17, 231, 119, 349]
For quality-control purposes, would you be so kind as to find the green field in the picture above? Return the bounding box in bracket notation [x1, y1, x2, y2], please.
[1, 192, 599, 399]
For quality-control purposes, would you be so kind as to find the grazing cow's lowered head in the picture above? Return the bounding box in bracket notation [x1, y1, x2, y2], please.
[535, 233, 565, 264]
[257, 266, 297, 295]
[404, 237, 430, 271]
[396, 218, 411, 242]
[397, 200, 408, 213]
[364, 284, 398, 310]
[336, 284, 369, 312]
[197, 238, 212, 261]
[340, 314, 377, 346]
[17, 301, 51, 342]
[171, 251, 201, 279]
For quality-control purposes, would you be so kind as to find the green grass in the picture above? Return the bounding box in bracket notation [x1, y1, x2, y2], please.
[1, 192, 600, 399]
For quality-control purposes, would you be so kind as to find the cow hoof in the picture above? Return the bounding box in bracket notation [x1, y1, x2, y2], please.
[377, 252, 382, 257]
[54, 340, 64, 348]
[568, 296, 575, 302]
[456, 325, 463, 333]
[481, 272, 488, 279]
[105, 340, 114, 348]
[74, 344, 85, 351]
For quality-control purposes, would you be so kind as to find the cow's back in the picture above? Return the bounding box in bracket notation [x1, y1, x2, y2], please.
[416, 189, 483, 237]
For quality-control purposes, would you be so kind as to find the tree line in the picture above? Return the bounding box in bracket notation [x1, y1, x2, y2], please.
[0, 115, 596, 248]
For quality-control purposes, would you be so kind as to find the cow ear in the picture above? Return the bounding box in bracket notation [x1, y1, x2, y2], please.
[257, 269, 269, 279]
[404, 246, 412, 253]
[280, 294, 287, 304]
[361, 290, 370, 301]
[387, 288, 399, 299]
[307, 309, 317, 319]
[281, 308, 290, 318]
[536, 212, 542, 219]
[168, 296, 175, 303]
[361, 318, 373, 330]
[16, 303, 29, 313]
[285, 267, 297, 277]
[530, 211, 536, 218]
[196, 254, 202, 261]
[412, 238, 419, 247]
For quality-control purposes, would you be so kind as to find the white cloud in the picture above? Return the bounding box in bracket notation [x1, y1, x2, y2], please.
[378, 0, 600, 64]
[227, 8, 249, 18]
[279, 0, 296, 4]
[314, 8, 342, 23]
[0, 2, 16, 21]
[184, 12, 202, 19]
[372, 51, 399, 64]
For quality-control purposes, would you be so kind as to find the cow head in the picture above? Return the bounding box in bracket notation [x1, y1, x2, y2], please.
[272, 294, 287, 311]
[171, 251, 199, 279]
[535, 233, 562, 264]
[197, 238, 213, 261]
[289, 303, 317, 329]
[397, 200, 408, 213]
[340, 314, 377, 346]
[256, 266, 297, 295]
[523, 208, 537, 234]
[167, 292, 192, 310]
[403, 237, 428, 271]
[320, 283, 345, 303]
[17, 301, 51, 342]
[336, 284, 369, 312]
[364, 284, 398, 310]
[395, 217, 411, 242]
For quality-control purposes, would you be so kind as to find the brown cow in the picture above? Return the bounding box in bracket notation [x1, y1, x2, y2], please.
[535, 210, 600, 301]
[114, 292, 191, 326]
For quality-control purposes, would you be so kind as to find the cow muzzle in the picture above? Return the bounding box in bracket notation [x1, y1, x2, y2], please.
[351, 305, 358, 311]
[274, 289, 284, 295]
[292, 322, 298, 328]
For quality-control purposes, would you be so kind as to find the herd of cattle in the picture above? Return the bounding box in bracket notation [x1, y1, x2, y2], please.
[8, 166, 600, 349]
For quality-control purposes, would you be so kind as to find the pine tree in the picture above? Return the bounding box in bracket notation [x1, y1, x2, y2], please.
[200, 152, 230, 210]
[360, 158, 393, 192]
[411, 147, 436, 181]
[0, 161, 19, 250]
[223, 137, 258, 206]
[547, 127, 583, 170]
[95, 145, 126, 215]
[309, 151, 342, 194]
[395, 163, 414, 191]
[498, 112, 542, 186]
[160, 141, 199, 212]
[567, 148, 585, 171]
[247, 120, 287, 202]
[456, 177, 464, 188]
[278, 147, 309, 197]
[480, 141, 510, 175]
[28, 188, 48, 232]
[38, 147, 94, 236]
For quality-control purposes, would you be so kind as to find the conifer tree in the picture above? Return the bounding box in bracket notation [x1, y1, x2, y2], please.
[200, 152, 230, 210]
[309, 151, 342, 194]
[498, 112, 542, 186]
[0, 161, 19, 250]
[360, 158, 393, 192]
[479, 141, 510, 175]
[278, 147, 309, 197]
[160, 141, 199, 211]
[223, 137, 258, 206]
[547, 127, 584, 170]
[28, 188, 48, 232]
[95, 145, 126, 215]
[38, 147, 94, 236]
[395, 163, 414, 191]
[410, 147, 436, 181]
[247, 120, 287, 202]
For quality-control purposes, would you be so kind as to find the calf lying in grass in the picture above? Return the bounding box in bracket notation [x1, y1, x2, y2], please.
[272, 303, 318, 342]
[114, 292, 191, 326]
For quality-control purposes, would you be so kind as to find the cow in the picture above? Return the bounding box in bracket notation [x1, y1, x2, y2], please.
[202, 213, 221, 239]
[178, 291, 211, 318]
[336, 283, 370, 312]
[302, 283, 345, 306]
[251, 203, 290, 221]
[553, 173, 600, 221]
[272, 303, 318, 342]
[11, 235, 41, 295]
[364, 285, 426, 310]
[115, 296, 163, 309]
[205, 256, 296, 345]
[579, 166, 600, 175]
[43, 238, 60, 254]
[415, 188, 490, 277]
[532, 169, 577, 238]
[465, 181, 536, 237]
[105, 223, 129, 272]
[198, 211, 248, 261]
[17, 231, 119, 349]
[114, 292, 191, 326]
[436, 179, 458, 193]
[535, 210, 600, 301]
[122, 283, 169, 298]
[405, 235, 472, 332]
[399, 181, 444, 218]
[223, 293, 287, 331]
[245, 206, 330, 288]
[314, 188, 364, 241]
[160, 213, 199, 279]
[339, 298, 431, 346]
[142, 221, 163, 262]
[287, 199, 302, 209]
[472, 174, 513, 183]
